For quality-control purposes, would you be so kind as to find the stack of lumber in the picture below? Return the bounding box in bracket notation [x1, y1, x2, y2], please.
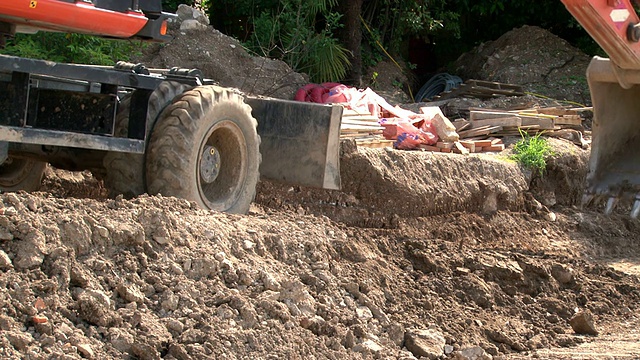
[339, 108, 394, 148]
[434, 80, 525, 101]
[454, 107, 585, 139]
[418, 138, 505, 154]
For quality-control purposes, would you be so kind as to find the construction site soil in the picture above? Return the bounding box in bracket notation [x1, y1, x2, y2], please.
[2, 21, 640, 360]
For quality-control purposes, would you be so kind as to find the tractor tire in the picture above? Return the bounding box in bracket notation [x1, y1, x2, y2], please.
[145, 85, 261, 214]
[103, 81, 192, 198]
[0, 158, 46, 192]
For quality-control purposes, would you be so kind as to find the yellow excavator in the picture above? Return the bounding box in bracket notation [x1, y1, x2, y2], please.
[562, 0, 640, 217]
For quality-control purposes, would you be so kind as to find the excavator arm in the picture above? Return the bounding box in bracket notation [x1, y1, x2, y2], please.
[0, 0, 172, 42]
[562, 0, 640, 216]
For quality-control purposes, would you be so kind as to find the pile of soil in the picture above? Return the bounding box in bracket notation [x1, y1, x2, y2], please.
[3, 15, 640, 360]
[137, 28, 307, 100]
[453, 25, 592, 106]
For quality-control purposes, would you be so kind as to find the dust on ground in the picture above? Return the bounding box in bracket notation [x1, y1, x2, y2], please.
[2, 18, 640, 360]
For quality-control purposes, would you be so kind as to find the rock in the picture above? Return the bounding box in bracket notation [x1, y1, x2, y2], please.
[161, 292, 180, 311]
[176, 4, 210, 25]
[356, 306, 373, 320]
[78, 289, 121, 327]
[0, 229, 13, 241]
[404, 328, 446, 360]
[13, 250, 44, 270]
[0, 249, 12, 269]
[551, 264, 574, 284]
[386, 322, 406, 347]
[166, 319, 185, 333]
[116, 283, 145, 304]
[94, 225, 109, 238]
[570, 310, 598, 335]
[453, 346, 493, 360]
[545, 211, 557, 222]
[76, 343, 94, 359]
[132, 342, 160, 360]
[6, 331, 33, 351]
[431, 111, 460, 142]
[353, 339, 383, 354]
[180, 19, 208, 31]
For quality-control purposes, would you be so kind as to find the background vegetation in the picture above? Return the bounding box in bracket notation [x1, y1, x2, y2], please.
[0, 0, 598, 85]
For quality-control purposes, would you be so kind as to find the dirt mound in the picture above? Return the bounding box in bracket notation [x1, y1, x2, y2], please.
[137, 28, 308, 100]
[2, 178, 640, 359]
[454, 25, 592, 105]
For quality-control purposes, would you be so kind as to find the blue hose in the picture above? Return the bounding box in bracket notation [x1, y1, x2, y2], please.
[415, 73, 463, 102]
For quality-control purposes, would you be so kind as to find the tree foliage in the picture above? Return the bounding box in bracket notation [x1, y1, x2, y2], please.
[223, 0, 351, 83]
[0, 33, 143, 65]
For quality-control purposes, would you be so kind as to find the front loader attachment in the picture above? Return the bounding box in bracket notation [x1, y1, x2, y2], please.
[584, 57, 640, 216]
[247, 97, 342, 191]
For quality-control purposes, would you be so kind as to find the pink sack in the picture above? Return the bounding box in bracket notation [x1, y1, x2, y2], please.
[379, 117, 438, 150]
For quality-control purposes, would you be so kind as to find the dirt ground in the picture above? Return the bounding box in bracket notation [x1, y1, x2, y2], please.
[2, 15, 640, 360]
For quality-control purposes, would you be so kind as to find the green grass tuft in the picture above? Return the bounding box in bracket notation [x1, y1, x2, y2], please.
[510, 131, 553, 176]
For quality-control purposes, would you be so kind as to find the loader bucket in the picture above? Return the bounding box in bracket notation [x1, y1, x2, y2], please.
[246, 97, 342, 191]
[585, 56, 640, 216]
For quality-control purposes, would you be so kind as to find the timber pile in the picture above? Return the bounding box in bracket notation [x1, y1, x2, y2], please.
[339, 108, 394, 148]
[418, 138, 505, 154]
[433, 79, 525, 101]
[452, 106, 589, 148]
[339, 104, 588, 151]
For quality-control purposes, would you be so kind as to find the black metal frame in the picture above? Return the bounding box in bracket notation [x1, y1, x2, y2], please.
[0, 55, 206, 157]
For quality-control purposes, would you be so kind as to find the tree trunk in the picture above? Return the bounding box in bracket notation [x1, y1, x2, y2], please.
[338, 0, 363, 86]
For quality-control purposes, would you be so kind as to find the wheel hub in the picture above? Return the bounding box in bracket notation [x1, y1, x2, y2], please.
[200, 145, 221, 184]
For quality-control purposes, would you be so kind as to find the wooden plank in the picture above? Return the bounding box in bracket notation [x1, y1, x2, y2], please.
[520, 116, 555, 129]
[436, 141, 454, 149]
[483, 144, 505, 152]
[453, 141, 470, 155]
[342, 116, 380, 122]
[459, 140, 476, 153]
[469, 110, 515, 120]
[341, 119, 383, 127]
[471, 139, 492, 147]
[452, 119, 471, 131]
[440, 147, 452, 153]
[458, 125, 503, 138]
[419, 144, 440, 152]
[342, 109, 373, 117]
[340, 124, 384, 130]
[470, 116, 521, 128]
[555, 116, 583, 126]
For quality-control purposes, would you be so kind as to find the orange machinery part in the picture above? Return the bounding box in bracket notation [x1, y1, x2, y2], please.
[562, 0, 640, 70]
[0, 0, 148, 38]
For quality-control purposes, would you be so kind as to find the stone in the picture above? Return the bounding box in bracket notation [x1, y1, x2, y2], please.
[180, 19, 207, 31]
[570, 310, 598, 335]
[551, 264, 574, 284]
[0, 249, 12, 269]
[6, 331, 33, 351]
[545, 211, 557, 222]
[116, 283, 145, 304]
[453, 346, 493, 360]
[353, 339, 383, 354]
[356, 306, 373, 320]
[404, 328, 446, 360]
[76, 343, 94, 359]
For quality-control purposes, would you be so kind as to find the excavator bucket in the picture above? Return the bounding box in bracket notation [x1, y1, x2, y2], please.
[585, 57, 640, 216]
[562, 0, 640, 216]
